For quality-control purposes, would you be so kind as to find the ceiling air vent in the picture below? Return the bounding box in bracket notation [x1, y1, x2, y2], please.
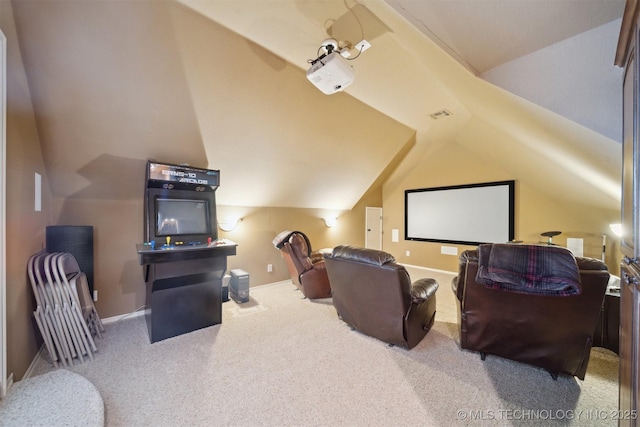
[429, 109, 452, 120]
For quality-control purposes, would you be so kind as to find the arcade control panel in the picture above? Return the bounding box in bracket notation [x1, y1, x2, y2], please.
[137, 237, 235, 252]
[136, 237, 237, 266]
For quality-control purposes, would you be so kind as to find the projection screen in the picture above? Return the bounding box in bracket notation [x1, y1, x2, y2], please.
[405, 180, 515, 245]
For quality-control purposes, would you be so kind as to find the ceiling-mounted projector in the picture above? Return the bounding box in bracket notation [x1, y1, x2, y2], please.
[306, 51, 354, 95]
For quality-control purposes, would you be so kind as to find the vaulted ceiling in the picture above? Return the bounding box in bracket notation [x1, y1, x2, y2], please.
[387, 0, 624, 74]
[9, 0, 624, 213]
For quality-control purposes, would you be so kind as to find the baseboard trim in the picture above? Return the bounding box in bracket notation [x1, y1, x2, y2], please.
[22, 345, 45, 380]
[401, 263, 456, 275]
[250, 280, 293, 290]
[102, 308, 146, 325]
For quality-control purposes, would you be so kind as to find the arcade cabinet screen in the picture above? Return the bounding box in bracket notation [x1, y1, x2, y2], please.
[156, 198, 210, 236]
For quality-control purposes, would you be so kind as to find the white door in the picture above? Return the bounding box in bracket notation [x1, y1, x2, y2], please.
[365, 207, 382, 250]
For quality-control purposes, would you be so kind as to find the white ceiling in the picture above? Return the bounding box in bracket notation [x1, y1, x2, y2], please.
[385, 0, 625, 74]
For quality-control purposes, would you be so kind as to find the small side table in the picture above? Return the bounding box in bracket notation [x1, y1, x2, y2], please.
[593, 286, 620, 354]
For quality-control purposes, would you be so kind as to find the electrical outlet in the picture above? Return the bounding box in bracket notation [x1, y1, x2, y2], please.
[93, 290, 98, 302]
[405, 250, 410, 256]
[355, 39, 371, 53]
[267, 264, 273, 273]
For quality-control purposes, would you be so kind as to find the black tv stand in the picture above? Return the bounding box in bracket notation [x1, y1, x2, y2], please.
[136, 241, 237, 343]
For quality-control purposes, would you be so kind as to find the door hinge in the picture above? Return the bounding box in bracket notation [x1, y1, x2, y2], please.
[623, 272, 639, 285]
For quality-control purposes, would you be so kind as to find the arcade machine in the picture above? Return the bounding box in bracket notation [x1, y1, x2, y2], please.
[136, 161, 237, 343]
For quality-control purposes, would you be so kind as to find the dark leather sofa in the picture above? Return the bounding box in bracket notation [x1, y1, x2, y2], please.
[273, 230, 331, 299]
[451, 243, 609, 379]
[324, 245, 438, 349]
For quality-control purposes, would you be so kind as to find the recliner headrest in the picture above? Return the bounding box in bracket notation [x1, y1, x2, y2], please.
[273, 230, 293, 249]
[272, 230, 312, 254]
[328, 245, 396, 266]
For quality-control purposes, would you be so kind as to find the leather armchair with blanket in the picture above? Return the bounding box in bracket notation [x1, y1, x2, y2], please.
[451, 243, 609, 379]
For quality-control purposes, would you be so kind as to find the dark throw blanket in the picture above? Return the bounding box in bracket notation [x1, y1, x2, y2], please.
[476, 243, 581, 296]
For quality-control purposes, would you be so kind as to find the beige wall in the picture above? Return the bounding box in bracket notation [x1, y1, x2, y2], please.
[51, 186, 378, 320]
[52, 197, 146, 319]
[218, 197, 375, 287]
[2, 1, 54, 381]
[382, 142, 621, 274]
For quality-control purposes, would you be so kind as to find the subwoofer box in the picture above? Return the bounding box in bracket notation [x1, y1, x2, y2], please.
[46, 225, 94, 294]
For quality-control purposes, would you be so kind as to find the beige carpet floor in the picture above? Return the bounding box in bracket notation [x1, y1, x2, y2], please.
[28, 266, 619, 426]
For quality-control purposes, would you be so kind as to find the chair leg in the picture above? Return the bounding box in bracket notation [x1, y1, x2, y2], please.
[548, 371, 558, 381]
[480, 352, 487, 361]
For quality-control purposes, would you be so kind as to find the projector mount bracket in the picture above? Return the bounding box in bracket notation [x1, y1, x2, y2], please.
[309, 37, 370, 65]
[309, 38, 340, 65]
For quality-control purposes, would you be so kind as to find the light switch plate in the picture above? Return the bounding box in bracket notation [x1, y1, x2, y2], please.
[441, 246, 458, 256]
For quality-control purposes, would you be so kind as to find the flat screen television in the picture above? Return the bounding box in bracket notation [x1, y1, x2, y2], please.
[144, 187, 217, 245]
[155, 198, 210, 237]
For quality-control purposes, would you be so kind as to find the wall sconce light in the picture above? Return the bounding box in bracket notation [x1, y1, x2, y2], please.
[323, 217, 338, 228]
[218, 217, 242, 232]
[610, 223, 622, 237]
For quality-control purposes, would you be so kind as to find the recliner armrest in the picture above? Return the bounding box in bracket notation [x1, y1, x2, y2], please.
[311, 260, 326, 271]
[411, 278, 439, 304]
[310, 252, 324, 264]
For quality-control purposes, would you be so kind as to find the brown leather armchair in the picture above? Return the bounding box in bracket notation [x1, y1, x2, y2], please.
[324, 245, 438, 349]
[273, 230, 331, 299]
[451, 243, 609, 379]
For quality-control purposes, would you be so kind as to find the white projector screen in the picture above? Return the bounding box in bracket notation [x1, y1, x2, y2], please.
[405, 181, 515, 245]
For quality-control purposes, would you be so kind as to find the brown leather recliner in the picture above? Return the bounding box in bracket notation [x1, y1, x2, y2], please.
[324, 245, 439, 349]
[451, 243, 609, 379]
[273, 230, 331, 299]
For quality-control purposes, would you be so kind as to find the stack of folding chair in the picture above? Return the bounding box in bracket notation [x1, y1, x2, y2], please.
[27, 251, 104, 367]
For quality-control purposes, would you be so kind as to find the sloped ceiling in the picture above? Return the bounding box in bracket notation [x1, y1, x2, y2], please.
[386, 0, 625, 142]
[10, 0, 622, 213]
[10, 0, 413, 210]
[385, 0, 624, 74]
[178, 0, 621, 210]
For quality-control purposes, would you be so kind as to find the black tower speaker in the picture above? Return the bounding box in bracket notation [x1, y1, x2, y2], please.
[46, 225, 94, 294]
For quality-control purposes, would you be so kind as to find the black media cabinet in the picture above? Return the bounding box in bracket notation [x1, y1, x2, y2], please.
[137, 242, 236, 343]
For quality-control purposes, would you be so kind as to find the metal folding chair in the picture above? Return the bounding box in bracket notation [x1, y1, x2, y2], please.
[27, 251, 103, 367]
[57, 253, 101, 353]
[27, 253, 62, 367]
